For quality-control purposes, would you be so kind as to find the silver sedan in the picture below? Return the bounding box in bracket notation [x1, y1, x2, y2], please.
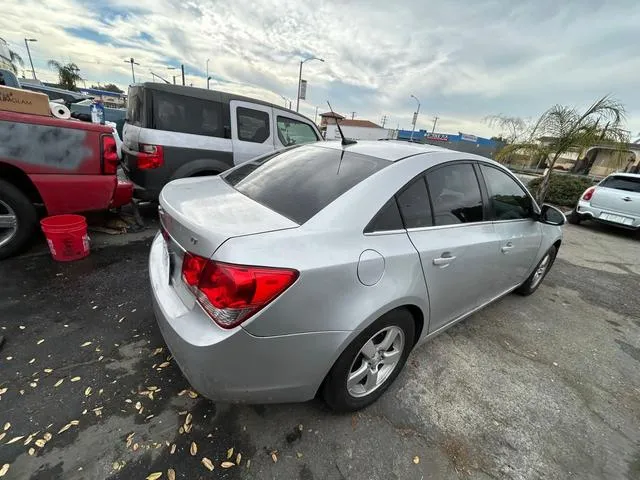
[150, 141, 564, 411]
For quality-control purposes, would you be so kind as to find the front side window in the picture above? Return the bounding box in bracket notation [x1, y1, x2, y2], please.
[426, 163, 484, 225]
[237, 107, 270, 143]
[277, 116, 318, 146]
[224, 146, 389, 224]
[480, 165, 532, 220]
[396, 177, 433, 228]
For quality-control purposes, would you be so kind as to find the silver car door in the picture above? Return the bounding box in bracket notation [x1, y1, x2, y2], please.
[401, 163, 501, 333]
[478, 164, 542, 290]
[230, 101, 275, 165]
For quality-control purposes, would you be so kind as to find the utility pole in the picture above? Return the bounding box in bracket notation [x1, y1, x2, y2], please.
[350, 111, 356, 120]
[431, 116, 439, 134]
[409, 94, 420, 142]
[125, 58, 140, 83]
[181, 64, 185, 86]
[24, 38, 37, 79]
[380, 115, 388, 128]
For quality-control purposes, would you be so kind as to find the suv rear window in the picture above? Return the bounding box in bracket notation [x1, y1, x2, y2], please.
[600, 175, 640, 193]
[152, 91, 225, 137]
[223, 146, 389, 224]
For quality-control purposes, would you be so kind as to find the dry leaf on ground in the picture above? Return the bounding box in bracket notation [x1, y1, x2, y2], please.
[167, 469, 175, 480]
[43, 433, 52, 441]
[85, 387, 92, 396]
[70, 377, 81, 382]
[413, 456, 420, 464]
[28, 448, 35, 456]
[185, 413, 192, 425]
[6, 436, 24, 444]
[58, 424, 72, 434]
[158, 362, 170, 368]
[227, 447, 234, 459]
[2, 423, 9, 431]
[36, 339, 44, 345]
[170, 444, 176, 454]
[34, 439, 46, 448]
[236, 453, 242, 465]
[146, 473, 162, 480]
[43, 369, 53, 374]
[0, 388, 6, 395]
[271, 451, 278, 463]
[201, 457, 214, 471]
[190, 442, 197, 456]
[81, 342, 92, 347]
[54, 379, 64, 387]
[221, 461, 234, 468]
[0, 464, 9, 477]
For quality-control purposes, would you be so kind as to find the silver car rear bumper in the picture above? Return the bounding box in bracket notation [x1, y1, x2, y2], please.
[576, 200, 640, 230]
[149, 234, 349, 403]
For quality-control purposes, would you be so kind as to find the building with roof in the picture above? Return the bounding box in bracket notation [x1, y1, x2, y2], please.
[395, 129, 501, 159]
[319, 112, 394, 141]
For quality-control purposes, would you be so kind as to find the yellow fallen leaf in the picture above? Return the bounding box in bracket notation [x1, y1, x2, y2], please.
[29, 382, 37, 388]
[28, 358, 35, 364]
[158, 362, 170, 368]
[70, 420, 79, 426]
[35, 439, 46, 448]
[2, 423, 8, 431]
[146, 473, 162, 480]
[185, 413, 192, 425]
[227, 447, 234, 459]
[183, 424, 192, 433]
[70, 377, 81, 382]
[190, 441, 197, 456]
[187, 390, 198, 399]
[43, 369, 53, 374]
[201, 457, 214, 471]
[271, 451, 278, 463]
[296, 452, 303, 458]
[0, 464, 9, 477]
[24, 434, 35, 445]
[0, 388, 6, 395]
[54, 379, 64, 387]
[6, 436, 24, 444]
[0, 434, 4, 442]
[37, 339, 44, 345]
[58, 424, 72, 434]
[236, 453, 242, 465]
[413, 456, 420, 464]
[81, 342, 92, 347]
[170, 444, 176, 454]
[221, 461, 235, 468]
[135, 401, 142, 410]
[85, 387, 92, 396]
[43, 432, 52, 442]
[152, 347, 163, 356]
[167, 468, 175, 480]
[133, 443, 139, 451]
[28, 447, 35, 456]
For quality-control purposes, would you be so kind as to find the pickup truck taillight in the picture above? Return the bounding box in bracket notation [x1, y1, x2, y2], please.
[181, 252, 299, 329]
[137, 144, 164, 169]
[582, 186, 596, 201]
[102, 135, 119, 174]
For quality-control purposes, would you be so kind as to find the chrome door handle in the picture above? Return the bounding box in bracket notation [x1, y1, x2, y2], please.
[433, 254, 456, 266]
[501, 242, 514, 253]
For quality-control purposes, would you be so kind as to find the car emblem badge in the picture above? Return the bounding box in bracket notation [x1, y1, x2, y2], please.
[190, 236, 198, 245]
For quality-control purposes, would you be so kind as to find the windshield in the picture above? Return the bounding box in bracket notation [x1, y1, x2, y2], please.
[223, 145, 389, 224]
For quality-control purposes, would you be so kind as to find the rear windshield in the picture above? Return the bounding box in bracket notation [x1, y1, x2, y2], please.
[601, 175, 640, 193]
[223, 146, 389, 224]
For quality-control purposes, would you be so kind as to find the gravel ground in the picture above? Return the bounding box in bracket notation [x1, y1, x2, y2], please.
[0, 221, 638, 479]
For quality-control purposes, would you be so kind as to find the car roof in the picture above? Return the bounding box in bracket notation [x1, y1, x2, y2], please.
[606, 172, 640, 179]
[314, 140, 452, 161]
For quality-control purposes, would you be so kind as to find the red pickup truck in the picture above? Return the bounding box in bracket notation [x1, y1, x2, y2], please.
[0, 110, 133, 259]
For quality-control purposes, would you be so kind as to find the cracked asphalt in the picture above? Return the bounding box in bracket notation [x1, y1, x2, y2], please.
[0, 222, 639, 479]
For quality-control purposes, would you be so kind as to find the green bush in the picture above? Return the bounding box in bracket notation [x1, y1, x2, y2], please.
[528, 174, 595, 207]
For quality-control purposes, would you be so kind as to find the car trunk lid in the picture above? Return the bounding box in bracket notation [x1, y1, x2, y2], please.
[591, 177, 640, 216]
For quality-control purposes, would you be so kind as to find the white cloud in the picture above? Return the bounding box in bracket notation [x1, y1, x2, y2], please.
[2, 0, 639, 139]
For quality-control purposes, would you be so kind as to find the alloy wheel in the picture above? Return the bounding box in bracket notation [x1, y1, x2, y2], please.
[531, 253, 551, 289]
[0, 200, 18, 249]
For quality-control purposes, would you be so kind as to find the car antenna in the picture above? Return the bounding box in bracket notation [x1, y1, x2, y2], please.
[327, 101, 357, 146]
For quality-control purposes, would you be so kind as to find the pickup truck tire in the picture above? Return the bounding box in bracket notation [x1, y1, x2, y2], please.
[0, 179, 38, 260]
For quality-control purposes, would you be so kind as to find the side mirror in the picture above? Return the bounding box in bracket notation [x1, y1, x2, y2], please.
[539, 204, 566, 226]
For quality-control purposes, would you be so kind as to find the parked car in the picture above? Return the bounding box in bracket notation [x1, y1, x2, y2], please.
[149, 141, 564, 411]
[568, 173, 640, 230]
[122, 83, 322, 200]
[0, 110, 133, 259]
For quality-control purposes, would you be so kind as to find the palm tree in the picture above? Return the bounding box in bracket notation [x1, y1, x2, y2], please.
[495, 96, 628, 204]
[8, 49, 23, 74]
[47, 60, 83, 91]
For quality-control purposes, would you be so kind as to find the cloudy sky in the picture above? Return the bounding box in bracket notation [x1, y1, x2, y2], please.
[2, 0, 639, 138]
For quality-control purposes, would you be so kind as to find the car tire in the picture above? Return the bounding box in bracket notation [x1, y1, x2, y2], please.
[322, 308, 415, 412]
[515, 245, 558, 296]
[0, 179, 38, 260]
[567, 209, 581, 225]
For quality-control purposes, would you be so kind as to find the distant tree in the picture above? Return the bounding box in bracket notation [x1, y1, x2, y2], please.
[92, 83, 123, 93]
[496, 96, 627, 204]
[47, 60, 83, 91]
[485, 115, 530, 145]
[8, 49, 23, 74]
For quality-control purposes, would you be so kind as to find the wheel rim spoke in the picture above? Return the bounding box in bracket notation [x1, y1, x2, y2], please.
[0, 214, 17, 229]
[347, 362, 369, 389]
[363, 367, 379, 391]
[377, 328, 399, 352]
[360, 339, 376, 360]
[381, 349, 401, 365]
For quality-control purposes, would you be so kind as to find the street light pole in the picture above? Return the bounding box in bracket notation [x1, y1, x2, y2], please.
[24, 38, 37, 79]
[206, 59, 210, 89]
[409, 94, 421, 142]
[296, 56, 324, 112]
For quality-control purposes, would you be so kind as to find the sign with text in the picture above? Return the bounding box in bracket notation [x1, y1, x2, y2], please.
[459, 132, 478, 142]
[426, 133, 449, 142]
[299, 80, 307, 100]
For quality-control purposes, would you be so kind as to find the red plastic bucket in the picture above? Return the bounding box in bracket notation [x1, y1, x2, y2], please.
[40, 214, 90, 262]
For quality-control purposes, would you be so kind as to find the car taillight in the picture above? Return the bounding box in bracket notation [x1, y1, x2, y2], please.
[181, 252, 299, 329]
[582, 186, 596, 201]
[102, 135, 119, 174]
[137, 143, 164, 169]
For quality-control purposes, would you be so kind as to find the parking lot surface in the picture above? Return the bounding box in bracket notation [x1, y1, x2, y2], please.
[0, 223, 638, 479]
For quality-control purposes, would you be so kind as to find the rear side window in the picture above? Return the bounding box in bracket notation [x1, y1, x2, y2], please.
[224, 146, 389, 224]
[600, 175, 640, 193]
[365, 198, 403, 232]
[397, 177, 433, 228]
[426, 163, 484, 225]
[277, 116, 318, 146]
[127, 87, 143, 126]
[237, 107, 270, 143]
[153, 91, 225, 137]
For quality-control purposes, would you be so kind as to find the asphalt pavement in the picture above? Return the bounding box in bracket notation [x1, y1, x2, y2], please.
[0, 222, 639, 479]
